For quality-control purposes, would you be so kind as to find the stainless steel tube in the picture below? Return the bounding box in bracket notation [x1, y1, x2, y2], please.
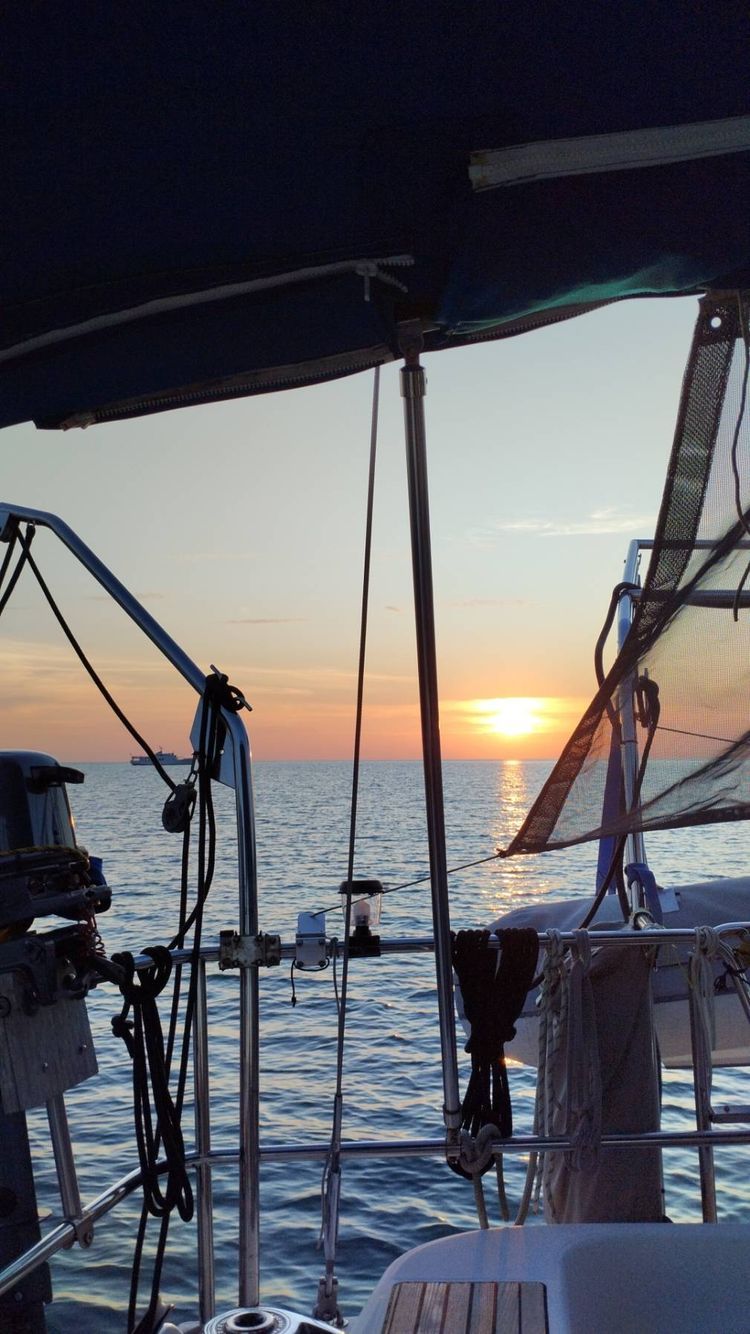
[46, 1095, 83, 1242]
[3, 1115, 749, 1303]
[688, 978, 718, 1222]
[400, 336, 461, 1138]
[233, 715, 261, 1307]
[0, 503, 208, 692]
[0, 1165, 142, 1300]
[0, 502, 263, 1303]
[194, 959, 216, 1319]
[618, 541, 646, 874]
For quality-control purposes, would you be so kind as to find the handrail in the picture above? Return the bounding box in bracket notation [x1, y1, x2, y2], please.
[0, 501, 261, 1307]
[2, 919, 748, 1307]
[4, 1120, 750, 1302]
[126, 920, 750, 972]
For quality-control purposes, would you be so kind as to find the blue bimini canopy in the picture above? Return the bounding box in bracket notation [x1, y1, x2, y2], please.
[2, 4, 750, 429]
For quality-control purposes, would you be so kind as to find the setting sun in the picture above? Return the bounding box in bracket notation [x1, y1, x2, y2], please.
[476, 697, 544, 737]
[441, 696, 589, 759]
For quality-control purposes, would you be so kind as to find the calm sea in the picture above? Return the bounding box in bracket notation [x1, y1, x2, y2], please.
[23, 760, 750, 1331]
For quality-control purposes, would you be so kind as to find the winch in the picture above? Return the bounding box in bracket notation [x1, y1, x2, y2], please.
[198, 1306, 340, 1333]
[0, 750, 110, 935]
[0, 751, 109, 1333]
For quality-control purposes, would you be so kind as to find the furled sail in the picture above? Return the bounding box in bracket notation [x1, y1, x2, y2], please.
[504, 294, 750, 855]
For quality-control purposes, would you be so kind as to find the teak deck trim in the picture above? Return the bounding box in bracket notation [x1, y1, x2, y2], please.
[382, 1280, 548, 1333]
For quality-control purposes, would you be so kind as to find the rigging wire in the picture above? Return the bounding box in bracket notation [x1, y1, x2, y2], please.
[314, 367, 380, 1326]
[312, 699, 714, 924]
[656, 724, 742, 746]
[313, 849, 502, 917]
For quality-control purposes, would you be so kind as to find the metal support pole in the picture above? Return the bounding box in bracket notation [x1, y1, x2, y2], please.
[688, 980, 718, 1222]
[399, 322, 461, 1146]
[46, 1096, 83, 1241]
[193, 959, 216, 1320]
[0, 503, 262, 1304]
[618, 541, 646, 884]
[234, 721, 261, 1307]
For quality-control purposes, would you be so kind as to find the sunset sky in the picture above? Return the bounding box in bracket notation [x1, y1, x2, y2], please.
[0, 297, 697, 763]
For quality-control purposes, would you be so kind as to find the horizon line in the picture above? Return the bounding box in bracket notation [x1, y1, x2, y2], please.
[64, 754, 561, 765]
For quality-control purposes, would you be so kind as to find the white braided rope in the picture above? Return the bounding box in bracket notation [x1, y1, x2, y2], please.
[688, 925, 719, 1065]
[533, 930, 567, 1213]
[565, 931, 602, 1173]
[533, 930, 603, 1216]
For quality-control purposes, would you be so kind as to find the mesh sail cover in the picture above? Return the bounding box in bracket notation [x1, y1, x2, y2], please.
[505, 295, 750, 856]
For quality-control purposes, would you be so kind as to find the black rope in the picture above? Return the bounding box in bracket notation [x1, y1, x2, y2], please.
[450, 927, 538, 1177]
[0, 524, 27, 616]
[0, 524, 18, 592]
[577, 832, 628, 929]
[594, 581, 638, 730]
[16, 526, 177, 792]
[729, 292, 750, 620]
[0, 525, 36, 625]
[114, 674, 222, 1332]
[0, 521, 228, 1330]
[111, 949, 192, 1222]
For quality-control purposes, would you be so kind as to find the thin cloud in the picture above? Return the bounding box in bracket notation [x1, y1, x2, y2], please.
[245, 664, 415, 685]
[84, 591, 164, 602]
[495, 508, 655, 538]
[446, 597, 527, 608]
[175, 551, 255, 563]
[385, 605, 401, 613]
[228, 617, 306, 625]
[248, 684, 314, 697]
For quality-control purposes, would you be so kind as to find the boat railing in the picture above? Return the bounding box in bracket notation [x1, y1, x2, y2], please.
[2, 920, 750, 1322]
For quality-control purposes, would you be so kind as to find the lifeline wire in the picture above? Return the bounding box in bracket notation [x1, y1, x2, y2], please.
[315, 366, 380, 1324]
[313, 849, 502, 917]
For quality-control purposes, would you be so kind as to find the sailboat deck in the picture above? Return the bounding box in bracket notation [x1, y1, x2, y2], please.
[382, 1281, 548, 1333]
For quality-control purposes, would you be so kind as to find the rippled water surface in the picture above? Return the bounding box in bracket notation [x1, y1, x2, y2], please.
[22, 761, 750, 1330]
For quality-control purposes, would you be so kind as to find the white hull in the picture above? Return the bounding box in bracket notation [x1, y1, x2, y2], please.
[494, 877, 750, 1069]
[353, 1223, 750, 1333]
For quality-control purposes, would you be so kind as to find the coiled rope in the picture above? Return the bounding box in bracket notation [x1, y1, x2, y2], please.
[450, 927, 538, 1227]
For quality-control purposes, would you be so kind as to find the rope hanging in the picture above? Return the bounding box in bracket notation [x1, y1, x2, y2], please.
[0, 517, 235, 1327]
[15, 523, 179, 792]
[451, 927, 538, 1178]
[111, 948, 193, 1223]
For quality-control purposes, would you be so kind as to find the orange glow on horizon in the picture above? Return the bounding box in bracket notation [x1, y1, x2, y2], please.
[0, 635, 590, 763]
[440, 696, 588, 760]
[476, 697, 545, 737]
